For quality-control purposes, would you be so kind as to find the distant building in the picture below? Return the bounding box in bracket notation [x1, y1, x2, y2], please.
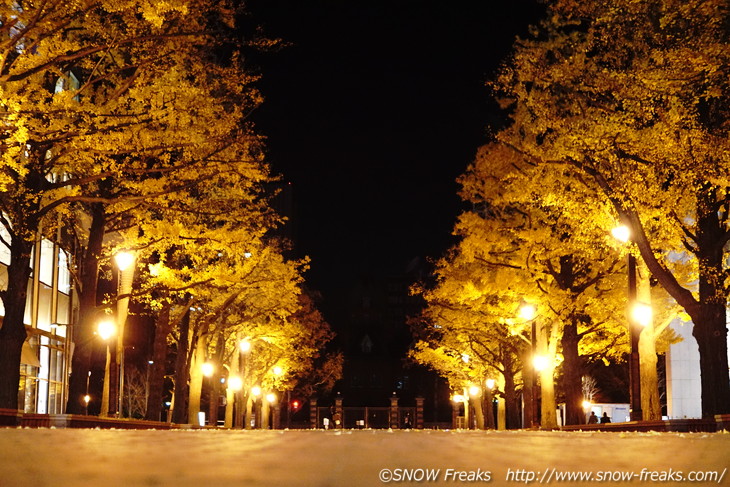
[335, 257, 451, 423]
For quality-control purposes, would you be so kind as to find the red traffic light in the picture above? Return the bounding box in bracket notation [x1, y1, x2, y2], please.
[291, 400, 301, 412]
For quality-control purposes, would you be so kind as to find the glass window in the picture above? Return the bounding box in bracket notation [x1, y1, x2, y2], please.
[39, 239, 54, 286]
[0, 224, 10, 265]
[58, 248, 71, 293]
[56, 293, 70, 327]
[37, 283, 53, 331]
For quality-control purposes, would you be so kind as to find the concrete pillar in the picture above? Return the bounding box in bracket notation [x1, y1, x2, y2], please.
[390, 393, 399, 429]
[309, 398, 318, 429]
[415, 396, 425, 429]
[335, 393, 343, 428]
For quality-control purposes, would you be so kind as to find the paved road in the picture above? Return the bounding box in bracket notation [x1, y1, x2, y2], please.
[0, 428, 727, 486]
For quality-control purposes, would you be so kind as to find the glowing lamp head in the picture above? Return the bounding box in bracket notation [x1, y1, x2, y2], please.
[273, 365, 283, 376]
[266, 393, 277, 403]
[201, 362, 214, 377]
[533, 355, 550, 371]
[612, 225, 630, 243]
[83, 394, 91, 405]
[485, 378, 496, 390]
[631, 302, 652, 327]
[240, 340, 251, 353]
[251, 385, 262, 397]
[452, 394, 465, 404]
[468, 385, 481, 397]
[519, 303, 536, 321]
[228, 376, 243, 391]
[97, 320, 116, 340]
[582, 400, 592, 411]
[114, 251, 135, 271]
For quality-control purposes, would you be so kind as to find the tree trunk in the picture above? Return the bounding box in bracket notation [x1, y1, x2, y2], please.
[0, 237, 33, 410]
[636, 262, 661, 420]
[627, 183, 730, 417]
[691, 185, 730, 417]
[692, 303, 730, 418]
[66, 203, 105, 414]
[245, 395, 254, 429]
[472, 389, 485, 429]
[261, 397, 270, 429]
[502, 354, 520, 429]
[171, 308, 191, 424]
[187, 334, 207, 425]
[521, 353, 534, 428]
[561, 319, 584, 425]
[539, 364, 558, 429]
[145, 304, 172, 421]
[207, 332, 224, 427]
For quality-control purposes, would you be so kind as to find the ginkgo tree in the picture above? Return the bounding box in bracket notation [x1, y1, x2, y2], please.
[0, 0, 271, 410]
[414, 134, 681, 427]
[493, 0, 730, 417]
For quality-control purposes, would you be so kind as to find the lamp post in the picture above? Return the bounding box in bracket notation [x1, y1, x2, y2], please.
[98, 319, 116, 417]
[612, 225, 642, 422]
[114, 250, 135, 418]
[237, 338, 251, 429]
[518, 303, 538, 428]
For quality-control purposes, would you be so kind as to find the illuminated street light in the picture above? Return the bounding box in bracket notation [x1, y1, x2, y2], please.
[272, 365, 283, 376]
[98, 320, 116, 341]
[114, 250, 135, 418]
[251, 385, 262, 397]
[533, 355, 546, 371]
[611, 224, 630, 243]
[266, 392, 277, 404]
[612, 223, 643, 421]
[240, 339, 251, 353]
[228, 376, 243, 392]
[517, 302, 538, 428]
[468, 385, 481, 397]
[485, 378, 496, 390]
[83, 394, 91, 415]
[114, 251, 135, 271]
[519, 303, 537, 321]
[201, 362, 214, 378]
[631, 302, 652, 327]
[452, 394, 465, 403]
[98, 319, 116, 417]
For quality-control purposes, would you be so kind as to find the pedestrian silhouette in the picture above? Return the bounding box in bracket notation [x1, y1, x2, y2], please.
[588, 411, 598, 424]
[601, 412, 611, 424]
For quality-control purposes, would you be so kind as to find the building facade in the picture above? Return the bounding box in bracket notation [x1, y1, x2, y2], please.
[0, 227, 75, 413]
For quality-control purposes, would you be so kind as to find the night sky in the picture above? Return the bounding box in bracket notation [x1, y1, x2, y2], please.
[247, 0, 545, 322]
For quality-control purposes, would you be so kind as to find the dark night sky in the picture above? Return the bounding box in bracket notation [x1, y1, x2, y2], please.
[247, 1, 544, 321]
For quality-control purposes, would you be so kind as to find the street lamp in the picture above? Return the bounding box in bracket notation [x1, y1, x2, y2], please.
[83, 394, 91, 415]
[114, 250, 135, 417]
[98, 319, 116, 417]
[201, 362, 215, 378]
[612, 224, 643, 421]
[518, 302, 539, 428]
[228, 376, 243, 392]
